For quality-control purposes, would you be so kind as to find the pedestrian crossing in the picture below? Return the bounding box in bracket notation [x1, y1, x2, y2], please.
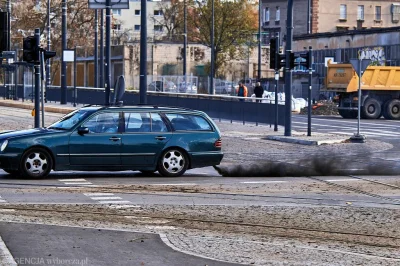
[83, 192, 142, 210]
[292, 116, 400, 139]
[58, 178, 98, 187]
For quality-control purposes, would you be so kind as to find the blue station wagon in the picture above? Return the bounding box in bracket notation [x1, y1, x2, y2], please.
[0, 105, 223, 178]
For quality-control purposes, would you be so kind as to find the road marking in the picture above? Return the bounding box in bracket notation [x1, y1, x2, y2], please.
[109, 205, 141, 209]
[90, 196, 122, 200]
[240, 181, 287, 184]
[84, 193, 115, 197]
[58, 179, 87, 182]
[145, 226, 176, 230]
[0, 199, 6, 203]
[152, 183, 197, 186]
[326, 179, 360, 182]
[63, 182, 93, 185]
[98, 200, 132, 204]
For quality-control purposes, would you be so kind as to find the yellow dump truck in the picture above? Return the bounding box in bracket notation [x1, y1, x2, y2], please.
[323, 60, 400, 119]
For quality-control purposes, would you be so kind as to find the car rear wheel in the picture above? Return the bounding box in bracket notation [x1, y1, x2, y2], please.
[157, 149, 188, 177]
[20, 147, 52, 179]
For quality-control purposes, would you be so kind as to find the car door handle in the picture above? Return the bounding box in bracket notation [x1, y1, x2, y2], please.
[155, 136, 166, 140]
[109, 137, 121, 141]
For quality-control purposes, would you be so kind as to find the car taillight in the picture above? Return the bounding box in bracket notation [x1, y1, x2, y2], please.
[214, 139, 222, 148]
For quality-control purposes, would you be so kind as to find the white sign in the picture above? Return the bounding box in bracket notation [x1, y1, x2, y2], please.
[88, 0, 129, 9]
[63, 50, 75, 62]
[324, 57, 335, 67]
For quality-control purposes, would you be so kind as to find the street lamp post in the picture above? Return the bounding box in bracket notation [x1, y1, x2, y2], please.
[61, 0, 67, 104]
[258, 0, 261, 80]
[210, 0, 215, 95]
[46, 0, 51, 99]
[7, 0, 11, 50]
[183, 0, 187, 84]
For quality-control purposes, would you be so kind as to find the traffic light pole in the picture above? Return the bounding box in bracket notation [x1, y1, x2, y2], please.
[307, 46, 312, 136]
[274, 34, 279, 132]
[34, 29, 40, 128]
[61, 0, 67, 104]
[105, 0, 112, 106]
[139, 0, 147, 104]
[284, 0, 294, 136]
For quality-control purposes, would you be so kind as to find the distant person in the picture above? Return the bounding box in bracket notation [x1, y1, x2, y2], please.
[254, 82, 263, 103]
[237, 82, 248, 102]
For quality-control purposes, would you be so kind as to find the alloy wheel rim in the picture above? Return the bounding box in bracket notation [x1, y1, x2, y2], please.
[162, 150, 185, 174]
[25, 152, 48, 175]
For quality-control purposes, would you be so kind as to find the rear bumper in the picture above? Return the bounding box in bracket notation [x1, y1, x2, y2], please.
[189, 151, 223, 168]
[0, 153, 20, 170]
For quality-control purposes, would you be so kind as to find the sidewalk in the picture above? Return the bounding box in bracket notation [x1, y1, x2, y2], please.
[0, 99, 350, 145]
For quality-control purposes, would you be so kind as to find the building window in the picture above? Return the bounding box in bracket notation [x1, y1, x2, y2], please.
[340, 4, 347, 20]
[134, 25, 141, 31]
[375, 6, 381, 20]
[392, 4, 400, 22]
[112, 9, 121, 16]
[154, 10, 163, 16]
[264, 8, 270, 23]
[135, 10, 140, 15]
[276, 7, 280, 21]
[357, 5, 364, 20]
[154, 25, 163, 32]
[113, 24, 121, 31]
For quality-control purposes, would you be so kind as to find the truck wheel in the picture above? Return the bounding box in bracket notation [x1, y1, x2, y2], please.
[384, 99, 400, 120]
[338, 109, 357, 119]
[361, 98, 381, 119]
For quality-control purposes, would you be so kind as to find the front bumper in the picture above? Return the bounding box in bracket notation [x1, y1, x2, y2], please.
[0, 153, 20, 170]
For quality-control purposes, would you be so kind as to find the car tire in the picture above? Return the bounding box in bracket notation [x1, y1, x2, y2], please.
[383, 99, 400, 120]
[20, 147, 53, 179]
[3, 169, 20, 176]
[157, 148, 189, 177]
[361, 98, 381, 119]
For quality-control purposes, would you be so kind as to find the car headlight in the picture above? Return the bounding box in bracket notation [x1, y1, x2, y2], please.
[1, 140, 8, 152]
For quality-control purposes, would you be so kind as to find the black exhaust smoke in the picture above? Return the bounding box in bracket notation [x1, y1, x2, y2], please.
[214, 153, 399, 177]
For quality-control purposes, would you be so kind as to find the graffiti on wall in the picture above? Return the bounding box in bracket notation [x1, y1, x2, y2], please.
[358, 47, 386, 65]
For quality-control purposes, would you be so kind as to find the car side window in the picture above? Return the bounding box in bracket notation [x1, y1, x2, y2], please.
[165, 113, 213, 131]
[125, 112, 151, 132]
[82, 112, 120, 133]
[151, 113, 168, 132]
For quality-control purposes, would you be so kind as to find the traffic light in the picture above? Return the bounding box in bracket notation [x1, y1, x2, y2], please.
[269, 38, 277, 70]
[23, 36, 39, 63]
[42, 49, 56, 61]
[297, 52, 312, 69]
[270, 38, 295, 70]
[0, 12, 9, 54]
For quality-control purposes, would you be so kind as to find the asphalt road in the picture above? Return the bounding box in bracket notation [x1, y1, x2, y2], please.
[0, 222, 239, 266]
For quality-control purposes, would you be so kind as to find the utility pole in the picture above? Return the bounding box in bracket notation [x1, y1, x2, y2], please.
[284, 0, 294, 136]
[7, 0, 11, 50]
[34, 29, 40, 128]
[139, 0, 147, 104]
[61, 0, 67, 104]
[210, 0, 215, 95]
[257, 0, 261, 80]
[94, 10, 99, 88]
[105, 0, 112, 105]
[100, 10, 104, 88]
[46, 0, 51, 99]
[183, 0, 187, 84]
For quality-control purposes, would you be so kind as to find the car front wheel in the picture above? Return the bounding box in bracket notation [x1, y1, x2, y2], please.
[157, 149, 188, 177]
[20, 147, 53, 179]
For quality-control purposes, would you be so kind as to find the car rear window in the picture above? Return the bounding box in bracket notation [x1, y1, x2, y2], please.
[165, 113, 213, 131]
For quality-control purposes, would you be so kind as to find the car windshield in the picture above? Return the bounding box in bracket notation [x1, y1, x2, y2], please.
[47, 110, 91, 130]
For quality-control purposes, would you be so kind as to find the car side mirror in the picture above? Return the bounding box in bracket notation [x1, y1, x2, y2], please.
[78, 127, 89, 135]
